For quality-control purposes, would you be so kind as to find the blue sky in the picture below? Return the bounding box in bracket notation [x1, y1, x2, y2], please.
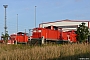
[0, 0, 90, 35]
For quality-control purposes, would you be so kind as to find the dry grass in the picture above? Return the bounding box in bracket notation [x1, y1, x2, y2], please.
[0, 43, 89, 60]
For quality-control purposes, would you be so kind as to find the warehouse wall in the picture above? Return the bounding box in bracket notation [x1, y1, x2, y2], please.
[39, 20, 89, 28]
[39, 20, 90, 31]
[88, 22, 90, 28]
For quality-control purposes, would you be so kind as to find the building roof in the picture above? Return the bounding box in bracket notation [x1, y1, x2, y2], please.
[40, 19, 90, 24]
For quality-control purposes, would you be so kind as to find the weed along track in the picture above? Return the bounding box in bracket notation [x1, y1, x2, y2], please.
[0, 43, 89, 60]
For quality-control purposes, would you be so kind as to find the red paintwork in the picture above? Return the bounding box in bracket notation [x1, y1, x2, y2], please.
[0, 40, 4, 43]
[7, 32, 28, 44]
[32, 27, 77, 43]
[15, 32, 28, 43]
[61, 31, 77, 42]
[32, 28, 60, 40]
[7, 40, 14, 44]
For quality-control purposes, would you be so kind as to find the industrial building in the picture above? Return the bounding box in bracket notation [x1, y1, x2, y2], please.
[39, 19, 90, 32]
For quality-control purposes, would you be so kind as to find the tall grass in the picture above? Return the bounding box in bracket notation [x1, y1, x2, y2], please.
[0, 43, 89, 60]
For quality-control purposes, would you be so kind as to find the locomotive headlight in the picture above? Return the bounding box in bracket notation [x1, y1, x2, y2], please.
[38, 30, 41, 32]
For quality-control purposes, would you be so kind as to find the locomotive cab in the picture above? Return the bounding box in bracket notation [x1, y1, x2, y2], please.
[16, 32, 28, 44]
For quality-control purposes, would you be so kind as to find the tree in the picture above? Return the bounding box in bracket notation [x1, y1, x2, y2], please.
[76, 22, 89, 42]
[1, 31, 9, 43]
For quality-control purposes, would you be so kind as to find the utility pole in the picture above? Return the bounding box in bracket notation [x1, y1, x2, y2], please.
[17, 14, 18, 33]
[16, 14, 18, 45]
[35, 6, 37, 28]
[3, 5, 8, 37]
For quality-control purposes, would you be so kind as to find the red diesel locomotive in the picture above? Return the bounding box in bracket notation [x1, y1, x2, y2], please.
[31, 26, 77, 44]
[7, 32, 28, 44]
